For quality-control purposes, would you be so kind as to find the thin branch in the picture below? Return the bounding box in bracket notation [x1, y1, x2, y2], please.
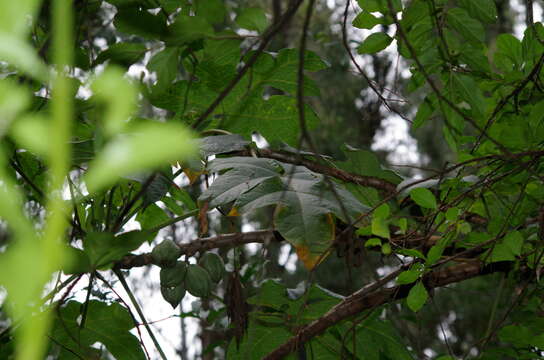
[387, 0, 511, 155]
[191, 0, 304, 129]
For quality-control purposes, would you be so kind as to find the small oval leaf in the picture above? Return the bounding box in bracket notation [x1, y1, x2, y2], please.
[357, 32, 393, 54]
[409, 188, 437, 209]
[407, 281, 428, 312]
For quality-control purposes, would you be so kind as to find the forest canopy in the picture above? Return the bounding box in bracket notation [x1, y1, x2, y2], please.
[1, 0, 544, 359]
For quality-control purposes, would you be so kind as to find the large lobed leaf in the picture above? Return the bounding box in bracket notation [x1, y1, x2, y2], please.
[200, 157, 368, 269]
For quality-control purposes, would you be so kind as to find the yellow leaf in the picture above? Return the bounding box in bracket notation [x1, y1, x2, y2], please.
[184, 168, 203, 184]
[295, 245, 331, 270]
[228, 207, 240, 216]
[294, 213, 335, 270]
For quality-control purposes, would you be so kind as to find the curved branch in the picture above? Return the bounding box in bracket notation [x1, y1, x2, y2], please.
[264, 260, 513, 359]
[239, 148, 399, 194]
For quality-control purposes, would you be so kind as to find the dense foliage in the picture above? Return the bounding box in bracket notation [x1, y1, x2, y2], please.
[1, 0, 544, 359]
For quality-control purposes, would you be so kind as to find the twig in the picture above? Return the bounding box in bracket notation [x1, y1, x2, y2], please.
[191, 0, 304, 129]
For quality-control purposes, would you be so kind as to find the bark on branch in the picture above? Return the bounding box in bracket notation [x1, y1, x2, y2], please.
[237, 148, 398, 194]
[115, 230, 280, 269]
[263, 260, 512, 359]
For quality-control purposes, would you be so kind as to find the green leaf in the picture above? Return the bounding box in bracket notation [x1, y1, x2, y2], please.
[529, 100, 544, 142]
[166, 14, 214, 45]
[147, 47, 180, 93]
[447, 7, 485, 44]
[337, 147, 403, 185]
[371, 217, 390, 239]
[194, 0, 226, 25]
[114, 6, 167, 39]
[397, 248, 426, 260]
[348, 312, 413, 360]
[0, 0, 41, 37]
[356, 0, 402, 13]
[522, 23, 544, 63]
[85, 121, 196, 193]
[426, 243, 445, 266]
[84, 231, 149, 268]
[94, 43, 148, 67]
[365, 237, 382, 247]
[236, 7, 269, 32]
[91, 66, 137, 136]
[374, 203, 390, 218]
[413, 97, 434, 129]
[409, 188, 437, 209]
[252, 49, 327, 96]
[459, 45, 491, 74]
[451, 73, 486, 118]
[10, 115, 50, 157]
[136, 203, 171, 232]
[381, 242, 392, 255]
[170, 186, 197, 210]
[498, 325, 532, 347]
[357, 32, 393, 54]
[199, 157, 281, 207]
[201, 158, 367, 269]
[352, 11, 383, 29]
[407, 281, 428, 312]
[0, 34, 48, 82]
[400, 0, 429, 29]
[227, 320, 291, 359]
[458, 0, 497, 23]
[397, 269, 420, 284]
[50, 301, 146, 360]
[224, 95, 320, 146]
[496, 34, 523, 68]
[490, 231, 524, 263]
[371, 219, 390, 239]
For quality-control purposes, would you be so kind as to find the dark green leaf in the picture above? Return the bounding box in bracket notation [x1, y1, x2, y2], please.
[407, 281, 428, 312]
[451, 73, 486, 118]
[194, 0, 226, 25]
[490, 231, 523, 263]
[51, 301, 146, 360]
[409, 187, 437, 209]
[84, 231, 150, 268]
[337, 147, 403, 185]
[352, 11, 383, 29]
[147, 47, 180, 93]
[94, 43, 147, 67]
[447, 7, 485, 44]
[357, 32, 393, 54]
[136, 204, 171, 232]
[496, 33, 523, 68]
[458, 0, 497, 23]
[236, 7, 268, 32]
[413, 96, 434, 129]
[114, 6, 167, 39]
[166, 14, 214, 45]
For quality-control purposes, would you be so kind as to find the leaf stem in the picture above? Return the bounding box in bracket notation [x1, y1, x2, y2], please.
[114, 269, 168, 360]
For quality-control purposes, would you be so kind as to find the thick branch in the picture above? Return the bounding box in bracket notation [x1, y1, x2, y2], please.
[263, 260, 512, 359]
[115, 230, 280, 269]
